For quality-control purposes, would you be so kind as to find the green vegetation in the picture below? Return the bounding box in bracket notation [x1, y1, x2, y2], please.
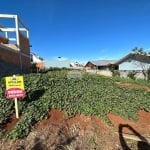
[111, 69, 120, 77]
[0, 71, 150, 139]
[127, 71, 137, 80]
[131, 47, 150, 80]
[112, 75, 150, 86]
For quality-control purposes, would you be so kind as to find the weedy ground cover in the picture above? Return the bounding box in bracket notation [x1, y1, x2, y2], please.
[0, 70, 149, 139]
[112, 76, 150, 86]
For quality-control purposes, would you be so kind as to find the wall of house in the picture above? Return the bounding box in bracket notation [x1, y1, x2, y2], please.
[86, 70, 112, 77]
[119, 70, 146, 79]
[0, 45, 30, 76]
[21, 54, 31, 72]
[119, 61, 150, 70]
[19, 32, 30, 55]
[31, 54, 43, 63]
[86, 69, 146, 79]
[0, 46, 20, 64]
[0, 59, 21, 77]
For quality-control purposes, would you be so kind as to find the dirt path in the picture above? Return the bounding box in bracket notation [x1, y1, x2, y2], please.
[116, 82, 150, 91]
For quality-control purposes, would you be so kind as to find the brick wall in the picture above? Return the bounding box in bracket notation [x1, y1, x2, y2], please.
[21, 54, 31, 72]
[0, 45, 31, 76]
[0, 47, 20, 64]
[0, 36, 9, 44]
[19, 32, 30, 55]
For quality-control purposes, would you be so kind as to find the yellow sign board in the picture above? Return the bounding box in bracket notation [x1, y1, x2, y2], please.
[5, 75, 24, 90]
[5, 75, 25, 99]
[5, 75, 25, 118]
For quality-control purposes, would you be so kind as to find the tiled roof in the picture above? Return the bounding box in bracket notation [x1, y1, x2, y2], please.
[90, 60, 117, 66]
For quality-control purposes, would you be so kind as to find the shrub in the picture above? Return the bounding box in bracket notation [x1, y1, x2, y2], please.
[127, 71, 137, 80]
[146, 67, 150, 80]
[111, 69, 120, 77]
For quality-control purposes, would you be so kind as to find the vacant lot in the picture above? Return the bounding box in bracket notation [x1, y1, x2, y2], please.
[0, 70, 150, 149]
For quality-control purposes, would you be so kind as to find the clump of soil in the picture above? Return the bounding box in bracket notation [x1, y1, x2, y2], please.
[5, 113, 19, 132]
[107, 110, 150, 135]
[1, 108, 150, 149]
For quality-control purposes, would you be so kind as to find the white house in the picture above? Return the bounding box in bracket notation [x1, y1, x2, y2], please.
[70, 61, 84, 70]
[30, 53, 45, 71]
[115, 52, 150, 79]
[115, 52, 150, 70]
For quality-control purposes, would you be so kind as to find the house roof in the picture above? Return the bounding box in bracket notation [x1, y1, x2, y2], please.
[115, 52, 150, 65]
[87, 60, 117, 66]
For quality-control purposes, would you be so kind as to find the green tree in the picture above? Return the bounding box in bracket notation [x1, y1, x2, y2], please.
[131, 47, 150, 80]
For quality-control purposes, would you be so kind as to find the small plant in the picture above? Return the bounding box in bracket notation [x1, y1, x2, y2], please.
[147, 67, 150, 80]
[111, 69, 120, 77]
[127, 71, 137, 80]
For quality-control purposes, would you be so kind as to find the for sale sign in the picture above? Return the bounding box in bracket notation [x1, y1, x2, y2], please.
[5, 75, 26, 99]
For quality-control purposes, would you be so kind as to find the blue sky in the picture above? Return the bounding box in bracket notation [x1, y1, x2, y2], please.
[1, 0, 150, 67]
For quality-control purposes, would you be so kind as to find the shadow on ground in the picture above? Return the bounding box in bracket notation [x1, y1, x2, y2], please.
[119, 124, 150, 150]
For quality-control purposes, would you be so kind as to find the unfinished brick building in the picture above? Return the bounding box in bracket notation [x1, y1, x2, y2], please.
[0, 14, 31, 76]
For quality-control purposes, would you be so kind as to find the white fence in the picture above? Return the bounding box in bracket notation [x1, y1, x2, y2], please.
[86, 70, 112, 77]
[86, 69, 146, 79]
[119, 70, 145, 79]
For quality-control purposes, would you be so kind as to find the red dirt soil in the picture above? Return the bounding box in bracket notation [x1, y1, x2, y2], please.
[35, 109, 66, 128]
[5, 113, 19, 132]
[33, 109, 109, 130]
[5, 109, 150, 137]
[107, 110, 150, 135]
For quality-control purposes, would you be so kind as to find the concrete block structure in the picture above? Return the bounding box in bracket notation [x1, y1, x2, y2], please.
[0, 14, 31, 76]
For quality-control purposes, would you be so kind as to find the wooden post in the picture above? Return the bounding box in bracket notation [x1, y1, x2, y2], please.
[14, 98, 19, 118]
